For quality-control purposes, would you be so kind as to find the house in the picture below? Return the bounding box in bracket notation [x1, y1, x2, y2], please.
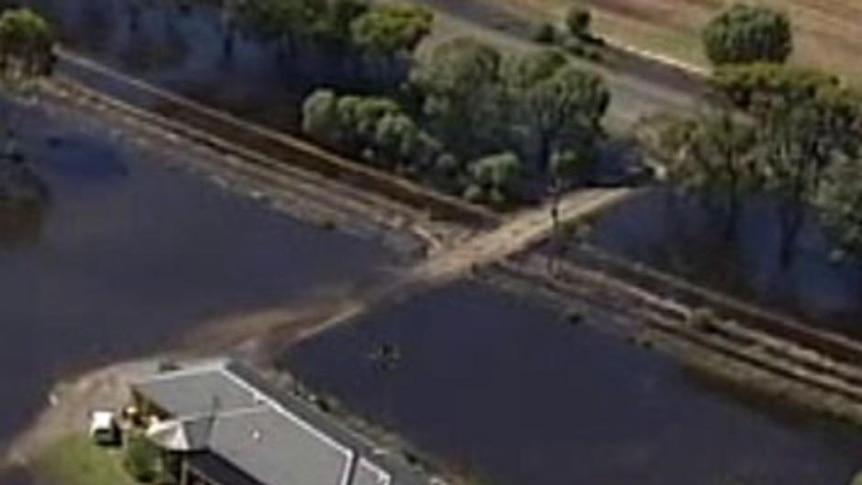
[131, 359, 432, 485]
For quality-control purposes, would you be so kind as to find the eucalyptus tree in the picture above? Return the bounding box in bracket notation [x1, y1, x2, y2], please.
[373, 111, 421, 168]
[0, 8, 55, 80]
[640, 110, 760, 236]
[351, 3, 432, 82]
[236, 0, 315, 56]
[503, 49, 610, 173]
[702, 4, 793, 66]
[817, 159, 862, 258]
[715, 64, 861, 261]
[564, 5, 591, 39]
[465, 152, 523, 206]
[410, 36, 504, 157]
[311, 0, 369, 49]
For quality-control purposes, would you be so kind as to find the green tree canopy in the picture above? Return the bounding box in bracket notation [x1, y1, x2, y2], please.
[467, 151, 523, 205]
[301, 89, 340, 141]
[505, 50, 610, 171]
[564, 5, 592, 38]
[351, 3, 433, 56]
[817, 160, 862, 257]
[711, 63, 839, 111]
[702, 4, 793, 66]
[0, 8, 55, 79]
[312, 0, 370, 45]
[410, 36, 504, 155]
[237, 0, 315, 41]
[373, 112, 421, 166]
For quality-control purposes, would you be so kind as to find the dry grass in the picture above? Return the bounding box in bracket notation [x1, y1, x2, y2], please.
[488, 0, 862, 81]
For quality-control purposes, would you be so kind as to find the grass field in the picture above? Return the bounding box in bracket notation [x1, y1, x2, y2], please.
[35, 434, 139, 485]
[488, 0, 862, 81]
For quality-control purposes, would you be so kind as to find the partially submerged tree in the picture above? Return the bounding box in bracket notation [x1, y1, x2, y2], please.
[0, 8, 55, 79]
[504, 49, 610, 172]
[702, 4, 793, 66]
[351, 3, 432, 56]
[640, 110, 760, 235]
[465, 151, 523, 206]
[352, 3, 432, 81]
[817, 160, 862, 257]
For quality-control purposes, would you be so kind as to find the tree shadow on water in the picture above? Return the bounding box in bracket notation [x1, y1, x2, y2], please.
[0, 162, 49, 248]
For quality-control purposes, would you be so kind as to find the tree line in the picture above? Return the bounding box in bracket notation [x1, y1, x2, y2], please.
[5, 1, 862, 261]
[640, 3, 862, 261]
[303, 37, 610, 206]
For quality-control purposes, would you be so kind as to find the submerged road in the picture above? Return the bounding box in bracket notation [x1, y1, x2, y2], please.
[45, 42, 637, 346]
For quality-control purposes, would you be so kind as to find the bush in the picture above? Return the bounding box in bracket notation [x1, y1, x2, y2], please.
[562, 36, 602, 62]
[532, 22, 557, 44]
[123, 434, 160, 483]
[702, 4, 793, 65]
[565, 6, 591, 38]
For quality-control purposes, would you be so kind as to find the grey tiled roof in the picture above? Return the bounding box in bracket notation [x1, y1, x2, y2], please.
[131, 359, 430, 485]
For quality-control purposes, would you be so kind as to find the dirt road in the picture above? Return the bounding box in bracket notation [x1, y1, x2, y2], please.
[294, 188, 637, 342]
[413, 0, 707, 130]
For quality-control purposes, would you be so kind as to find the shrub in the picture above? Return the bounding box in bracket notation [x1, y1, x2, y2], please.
[702, 4, 793, 65]
[532, 22, 557, 44]
[565, 6, 591, 39]
[123, 434, 160, 483]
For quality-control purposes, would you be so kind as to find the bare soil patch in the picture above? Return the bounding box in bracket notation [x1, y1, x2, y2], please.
[487, 0, 862, 80]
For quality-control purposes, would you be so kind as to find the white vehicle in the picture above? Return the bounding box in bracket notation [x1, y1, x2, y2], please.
[88, 410, 120, 446]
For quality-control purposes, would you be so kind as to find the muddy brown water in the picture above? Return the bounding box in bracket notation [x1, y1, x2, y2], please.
[5, 2, 862, 483]
[574, 189, 862, 340]
[284, 281, 862, 485]
[0, 94, 399, 484]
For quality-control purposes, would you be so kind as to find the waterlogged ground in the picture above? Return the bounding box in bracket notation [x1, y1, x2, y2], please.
[579, 189, 862, 339]
[284, 281, 862, 485]
[28, 0, 381, 130]
[0, 93, 396, 484]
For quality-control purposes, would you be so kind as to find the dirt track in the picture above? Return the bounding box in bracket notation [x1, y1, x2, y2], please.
[452, 0, 862, 80]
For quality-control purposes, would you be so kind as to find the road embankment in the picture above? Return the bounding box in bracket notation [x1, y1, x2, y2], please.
[484, 254, 862, 425]
[54, 50, 499, 230]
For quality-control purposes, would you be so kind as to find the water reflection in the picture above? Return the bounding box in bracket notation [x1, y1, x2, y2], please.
[24, 0, 403, 131]
[0, 202, 46, 247]
[580, 189, 862, 337]
[0, 155, 50, 248]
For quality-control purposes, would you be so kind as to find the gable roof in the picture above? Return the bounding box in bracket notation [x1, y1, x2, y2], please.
[209, 407, 353, 485]
[132, 359, 429, 485]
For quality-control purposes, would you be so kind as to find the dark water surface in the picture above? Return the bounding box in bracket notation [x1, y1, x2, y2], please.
[285, 281, 862, 485]
[25, 0, 380, 130]
[0, 95, 395, 483]
[581, 189, 862, 339]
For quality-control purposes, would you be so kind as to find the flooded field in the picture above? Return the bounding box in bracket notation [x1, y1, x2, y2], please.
[284, 281, 862, 485]
[25, 0, 383, 131]
[577, 189, 862, 339]
[0, 93, 396, 481]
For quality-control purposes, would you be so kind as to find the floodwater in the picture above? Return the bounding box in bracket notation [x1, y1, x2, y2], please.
[579, 189, 862, 339]
[0, 94, 396, 484]
[23, 0, 385, 130]
[285, 281, 862, 485]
